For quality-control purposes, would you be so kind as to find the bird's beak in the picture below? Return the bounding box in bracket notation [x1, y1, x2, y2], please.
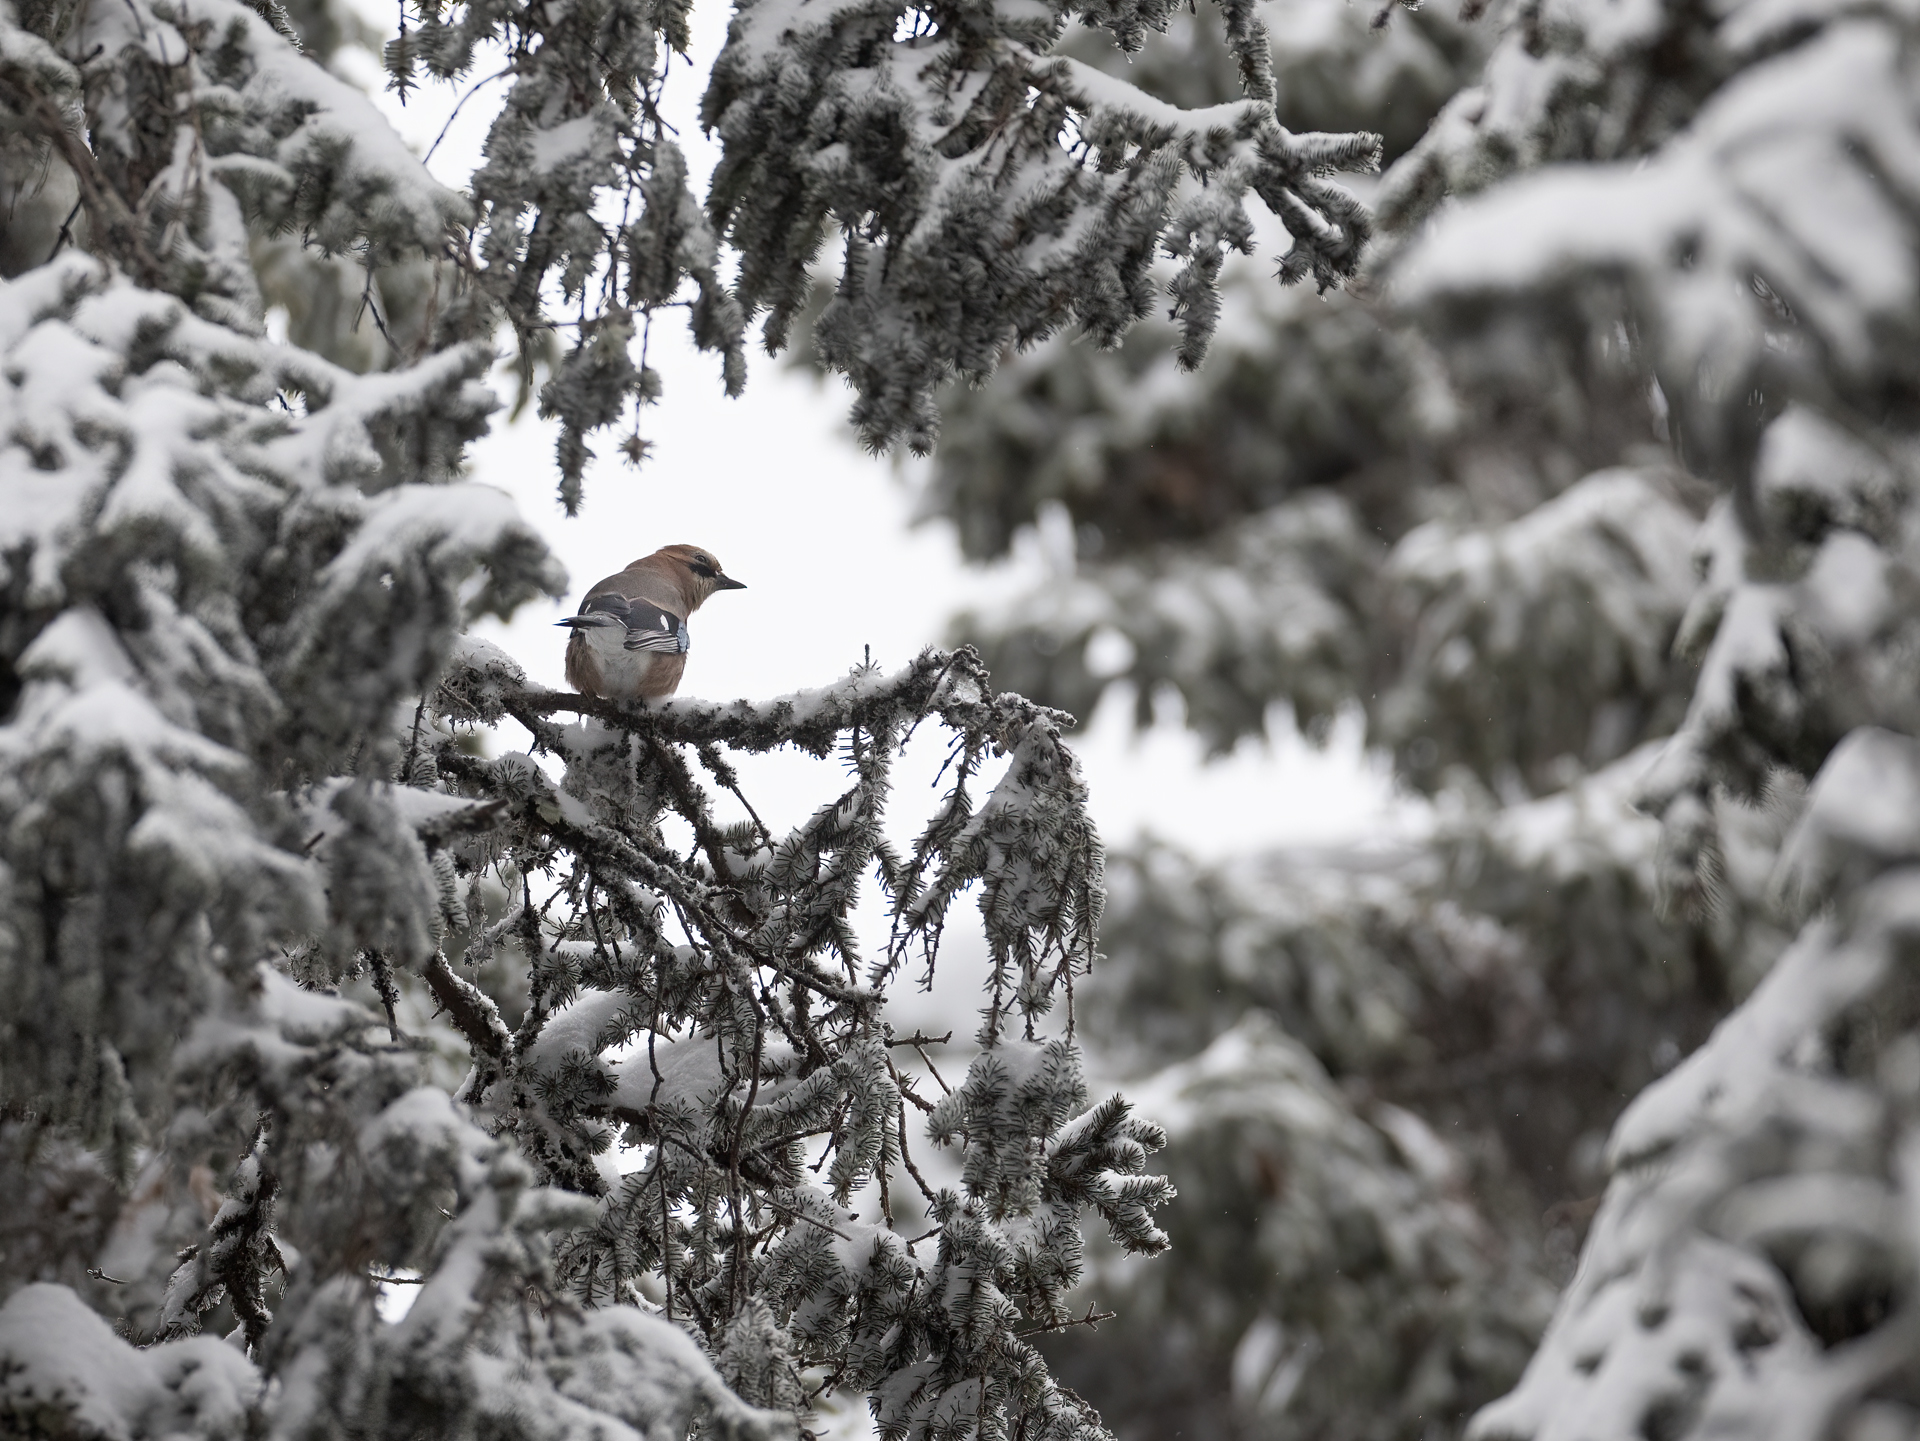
[714, 575, 747, 591]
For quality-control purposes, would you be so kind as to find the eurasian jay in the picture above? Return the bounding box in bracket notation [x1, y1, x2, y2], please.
[556, 544, 746, 701]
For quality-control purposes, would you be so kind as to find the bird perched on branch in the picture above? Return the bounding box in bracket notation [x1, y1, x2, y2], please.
[557, 544, 746, 701]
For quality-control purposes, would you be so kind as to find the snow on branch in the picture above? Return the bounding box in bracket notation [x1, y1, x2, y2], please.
[144, 970, 800, 1441]
[1377, 0, 1920, 916]
[1388, 10, 1920, 487]
[0, 250, 558, 1150]
[703, 0, 1380, 452]
[1472, 729, 1920, 1441]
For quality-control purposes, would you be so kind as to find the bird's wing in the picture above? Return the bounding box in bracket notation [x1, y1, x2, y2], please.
[556, 591, 632, 630]
[580, 591, 632, 620]
[621, 598, 690, 654]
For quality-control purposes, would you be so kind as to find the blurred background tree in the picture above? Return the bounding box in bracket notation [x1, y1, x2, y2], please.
[915, 0, 1919, 1436]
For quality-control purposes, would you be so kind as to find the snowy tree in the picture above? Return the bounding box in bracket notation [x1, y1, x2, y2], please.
[1382, 0, 1920, 1435]
[910, 0, 1920, 1436]
[909, 6, 1686, 1437]
[0, 0, 1395, 1424]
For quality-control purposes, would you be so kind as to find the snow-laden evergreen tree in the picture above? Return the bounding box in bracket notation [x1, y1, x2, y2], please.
[909, 0, 1917, 1436]
[1378, 0, 1920, 1435]
[0, 0, 1395, 1424]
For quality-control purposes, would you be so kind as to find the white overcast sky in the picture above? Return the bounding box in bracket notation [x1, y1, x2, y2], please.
[342, 5, 1414, 864]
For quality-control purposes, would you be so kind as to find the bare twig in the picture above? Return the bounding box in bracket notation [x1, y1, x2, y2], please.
[1016, 1305, 1116, 1339]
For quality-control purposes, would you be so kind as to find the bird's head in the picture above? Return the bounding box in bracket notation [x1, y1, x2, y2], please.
[643, 544, 747, 611]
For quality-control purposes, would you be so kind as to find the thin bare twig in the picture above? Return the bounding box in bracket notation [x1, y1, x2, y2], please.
[1016, 1305, 1116, 1339]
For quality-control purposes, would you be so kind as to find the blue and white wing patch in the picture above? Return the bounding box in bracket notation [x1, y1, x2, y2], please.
[622, 599, 690, 654]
